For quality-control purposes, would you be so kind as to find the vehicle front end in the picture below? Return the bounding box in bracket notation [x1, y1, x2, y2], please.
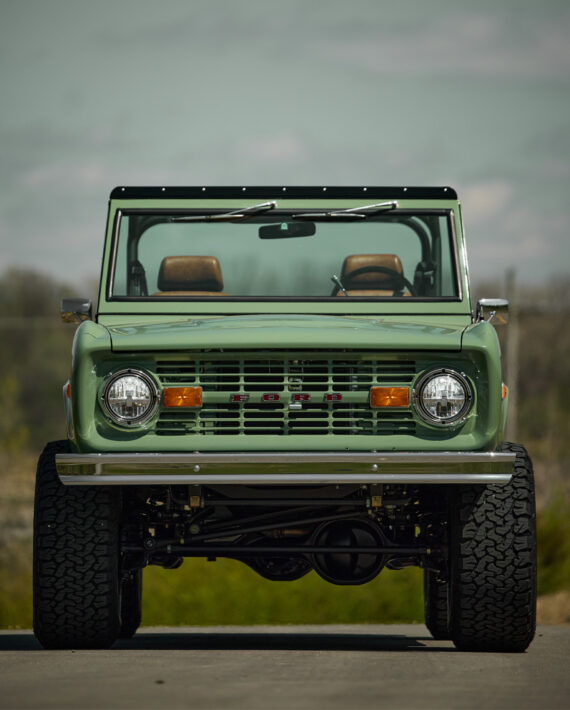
[34, 187, 535, 653]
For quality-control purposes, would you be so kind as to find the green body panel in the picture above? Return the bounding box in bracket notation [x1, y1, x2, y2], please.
[64, 188, 507, 458]
[68, 317, 504, 455]
[105, 315, 469, 352]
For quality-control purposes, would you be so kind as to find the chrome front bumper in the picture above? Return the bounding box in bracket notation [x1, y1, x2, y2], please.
[56, 451, 515, 486]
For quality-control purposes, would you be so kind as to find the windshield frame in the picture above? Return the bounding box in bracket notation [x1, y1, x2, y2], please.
[97, 192, 473, 319]
[105, 207, 462, 303]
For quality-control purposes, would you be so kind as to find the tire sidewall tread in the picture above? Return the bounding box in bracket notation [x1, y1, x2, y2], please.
[449, 442, 537, 652]
[33, 440, 121, 650]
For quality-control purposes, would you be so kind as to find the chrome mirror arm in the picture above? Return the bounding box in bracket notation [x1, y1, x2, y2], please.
[476, 298, 509, 325]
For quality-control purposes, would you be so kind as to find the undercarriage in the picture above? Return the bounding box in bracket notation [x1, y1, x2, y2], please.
[120, 484, 449, 586]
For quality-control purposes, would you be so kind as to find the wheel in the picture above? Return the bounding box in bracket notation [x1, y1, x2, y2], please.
[449, 443, 536, 652]
[33, 441, 122, 649]
[424, 570, 450, 640]
[119, 569, 142, 639]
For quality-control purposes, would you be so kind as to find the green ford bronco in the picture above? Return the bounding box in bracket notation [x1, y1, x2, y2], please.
[33, 186, 536, 651]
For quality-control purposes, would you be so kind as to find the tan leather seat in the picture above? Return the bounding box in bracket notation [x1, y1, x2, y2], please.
[336, 254, 410, 297]
[152, 256, 227, 296]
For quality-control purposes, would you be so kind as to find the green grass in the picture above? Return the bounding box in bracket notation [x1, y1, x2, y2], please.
[0, 544, 33, 629]
[537, 495, 570, 596]
[142, 561, 423, 626]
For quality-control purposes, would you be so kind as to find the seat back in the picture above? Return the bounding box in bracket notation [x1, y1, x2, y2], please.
[154, 256, 226, 295]
[338, 254, 406, 296]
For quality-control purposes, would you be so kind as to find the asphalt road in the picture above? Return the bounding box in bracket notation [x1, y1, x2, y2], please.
[1, 625, 569, 710]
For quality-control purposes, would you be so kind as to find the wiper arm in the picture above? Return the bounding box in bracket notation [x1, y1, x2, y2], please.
[169, 201, 277, 222]
[339, 200, 398, 215]
[293, 201, 398, 220]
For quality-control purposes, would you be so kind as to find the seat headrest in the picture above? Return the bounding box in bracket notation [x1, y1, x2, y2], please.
[341, 254, 403, 289]
[157, 256, 224, 292]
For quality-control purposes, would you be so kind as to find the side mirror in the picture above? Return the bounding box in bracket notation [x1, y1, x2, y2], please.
[476, 298, 509, 325]
[61, 298, 92, 323]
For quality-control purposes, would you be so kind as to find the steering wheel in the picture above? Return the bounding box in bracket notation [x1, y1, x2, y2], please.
[331, 265, 416, 296]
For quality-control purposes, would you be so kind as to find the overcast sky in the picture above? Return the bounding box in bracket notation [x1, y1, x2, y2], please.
[1, 0, 568, 290]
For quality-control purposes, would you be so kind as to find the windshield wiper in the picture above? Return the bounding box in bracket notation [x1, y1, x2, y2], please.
[293, 201, 398, 220]
[169, 201, 277, 222]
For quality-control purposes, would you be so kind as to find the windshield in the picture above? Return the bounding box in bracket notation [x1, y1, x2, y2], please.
[109, 210, 459, 300]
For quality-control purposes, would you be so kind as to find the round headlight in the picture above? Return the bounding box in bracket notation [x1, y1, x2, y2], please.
[102, 370, 159, 426]
[415, 369, 472, 425]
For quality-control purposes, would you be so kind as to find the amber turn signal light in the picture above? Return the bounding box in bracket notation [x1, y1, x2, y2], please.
[370, 386, 409, 408]
[502, 383, 508, 400]
[163, 387, 202, 408]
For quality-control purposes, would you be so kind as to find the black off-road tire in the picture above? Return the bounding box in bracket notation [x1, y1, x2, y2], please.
[119, 569, 142, 639]
[33, 440, 122, 649]
[424, 570, 450, 640]
[449, 443, 536, 652]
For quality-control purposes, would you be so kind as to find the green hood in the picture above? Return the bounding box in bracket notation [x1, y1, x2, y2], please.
[107, 314, 468, 352]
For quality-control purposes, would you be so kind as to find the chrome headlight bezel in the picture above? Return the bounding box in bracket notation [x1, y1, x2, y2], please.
[414, 368, 473, 426]
[101, 369, 160, 427]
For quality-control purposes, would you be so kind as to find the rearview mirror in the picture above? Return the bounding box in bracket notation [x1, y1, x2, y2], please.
[259, 222, 316, 239]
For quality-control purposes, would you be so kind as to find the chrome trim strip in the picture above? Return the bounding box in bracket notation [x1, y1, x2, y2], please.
[60, 472, 511, 486]
[57, 451, 515, 465]
[56, 451, 515, 486]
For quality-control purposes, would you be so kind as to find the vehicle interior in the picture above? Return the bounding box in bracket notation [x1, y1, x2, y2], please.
[110, 210, 459, 299]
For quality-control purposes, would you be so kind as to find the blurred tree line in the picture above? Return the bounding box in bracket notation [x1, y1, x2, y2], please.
[0, 267, 568, 484]
[506, 277, 570, 468]
[0, 269, 82, 453]
[474, 276, 570, 501]
[0, 269, 570, 470]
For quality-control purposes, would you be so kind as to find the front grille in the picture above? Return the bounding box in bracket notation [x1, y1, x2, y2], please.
[156, 358, 415, 390]
[155, 356, 416, 437]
